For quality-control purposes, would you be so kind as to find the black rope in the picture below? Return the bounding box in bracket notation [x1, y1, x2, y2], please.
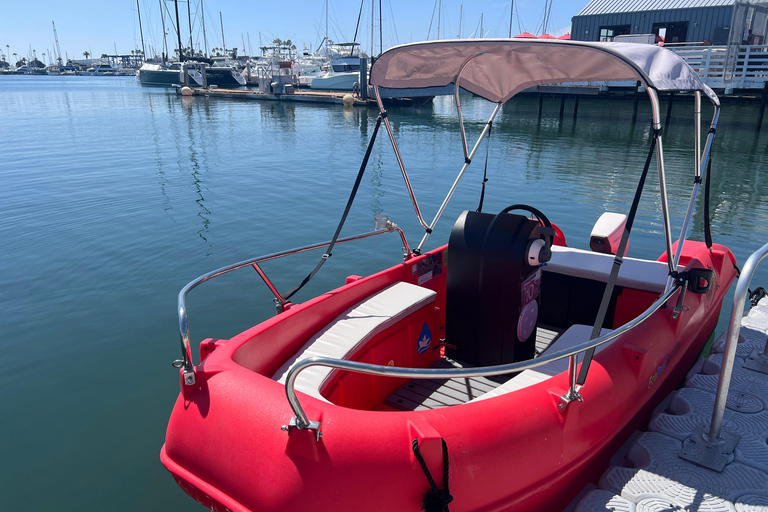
[283, 114, 383, 302]
[577, 129, 659, 386]
[412, 438, 452, 512]
[476, 121, 492, 213]
[704, 155, 713, 249]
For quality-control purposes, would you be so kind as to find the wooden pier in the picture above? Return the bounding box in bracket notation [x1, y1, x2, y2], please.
[178, 87, 373, 106]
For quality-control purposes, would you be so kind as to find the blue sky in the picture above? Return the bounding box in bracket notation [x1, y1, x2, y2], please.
[2, 0, 587, 63]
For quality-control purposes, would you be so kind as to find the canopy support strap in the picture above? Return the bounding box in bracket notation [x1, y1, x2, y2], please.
[415, 102, 502, 254]
[282, 114, 383, 303]
[576, 129, 659, 387]
[476, 121, 492, 213]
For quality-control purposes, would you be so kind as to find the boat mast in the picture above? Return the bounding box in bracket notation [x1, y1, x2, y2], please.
[136, 0, 146, 60]
[187, 0, 194, 55]
[220, 11, 226, 54]
[159, 0, 168, 63]
[459, 4, 463, 38]
[201, 0, 208, 56]
[371, 0, 374, 57]
[480, 13, 483, 38]
[509, 0, 513, 38]
[438, 0, 441, 39]
[174, 0, 184, 60]
[379, 0, 382, 56]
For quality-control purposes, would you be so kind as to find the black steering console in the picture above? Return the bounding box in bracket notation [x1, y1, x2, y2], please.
[445, 205, 555, 367]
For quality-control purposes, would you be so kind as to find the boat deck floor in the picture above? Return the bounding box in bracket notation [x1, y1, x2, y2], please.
[385, 325, 563, 411]
[568, 297, 768, 511]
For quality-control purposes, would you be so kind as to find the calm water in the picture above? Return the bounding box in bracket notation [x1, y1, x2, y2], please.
[2, 75, 768, 510]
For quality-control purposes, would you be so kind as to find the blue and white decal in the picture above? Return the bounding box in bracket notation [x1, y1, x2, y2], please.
[417, 322, 432, 354]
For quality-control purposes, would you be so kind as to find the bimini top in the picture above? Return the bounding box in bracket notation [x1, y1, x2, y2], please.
[370, 39, 718, 106]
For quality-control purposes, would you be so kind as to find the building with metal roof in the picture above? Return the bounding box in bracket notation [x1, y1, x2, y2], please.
[571, 0, 766, 46]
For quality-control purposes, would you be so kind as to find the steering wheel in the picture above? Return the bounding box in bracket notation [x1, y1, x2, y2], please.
[499, 204, 552, 228]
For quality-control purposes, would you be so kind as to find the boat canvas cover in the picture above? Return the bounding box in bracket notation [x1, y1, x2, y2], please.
[370, 39, 718, 105]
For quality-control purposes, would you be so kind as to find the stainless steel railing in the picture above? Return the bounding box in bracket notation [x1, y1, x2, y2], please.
[705, 241, 768, 441]
[176, 224, 411, 386]
[283, 282, 681, 432]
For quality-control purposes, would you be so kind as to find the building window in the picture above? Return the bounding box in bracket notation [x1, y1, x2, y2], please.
[652, 22, 689, 44]
[599, 25, 631, 42]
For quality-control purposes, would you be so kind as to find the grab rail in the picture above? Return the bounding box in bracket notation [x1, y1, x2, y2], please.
[176, 224, 411, 385]
[283, 281, 681, 433]
[706, 242, 768, 440]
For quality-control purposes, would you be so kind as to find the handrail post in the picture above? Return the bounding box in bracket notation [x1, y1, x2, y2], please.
[680, 241, 768, 471]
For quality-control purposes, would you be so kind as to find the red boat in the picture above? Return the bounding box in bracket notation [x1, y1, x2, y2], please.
[161, 40, 737, 511]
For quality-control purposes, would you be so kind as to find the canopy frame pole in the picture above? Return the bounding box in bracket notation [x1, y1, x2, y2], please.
[416, 102, 502, 253]
[648, 88, 676, 278]
[374, 85, 430, 231]
[455, 52, 489, 161]
[666, 96, 721, 292]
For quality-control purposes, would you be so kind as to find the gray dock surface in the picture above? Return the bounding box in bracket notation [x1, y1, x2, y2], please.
[571, 298, 768, 511]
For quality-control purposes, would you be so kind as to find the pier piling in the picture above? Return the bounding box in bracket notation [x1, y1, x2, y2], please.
[631, 81, 640, 124]
[573, 97, 579, 122]
[538, 93, 544, 118]
[559, 95, 566, 119]
[757, 82, 768, 134]
[665, 93, 674, 128]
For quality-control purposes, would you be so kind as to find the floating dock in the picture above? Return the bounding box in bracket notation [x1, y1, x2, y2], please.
[569, 298, 768, 511]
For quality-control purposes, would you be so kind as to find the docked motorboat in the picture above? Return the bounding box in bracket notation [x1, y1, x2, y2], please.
[137, 62, 183, 87]
[309, 55, 361, 90]
[161, 39, 737, 511]
[310, 43, 363, 91]
[202, 65, 246, 88]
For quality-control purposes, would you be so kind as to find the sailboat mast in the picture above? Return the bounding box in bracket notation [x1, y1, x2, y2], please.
[379, 0, 382, 56]
[480, 13, 483, 38]
[325, 0, 328, 55]
[201, 0, 208, 56]
[459, 4, 462, 38]
[219, 11, 226, 53]
[136, 0, 146, 59]
[159, 0, 168, 63]
[371, 0, 374, 57]
[174, 0, 184, 59]
[509, 0, 513, 38]
[438, 0, 441, 39]
[187, 0, 194, 54]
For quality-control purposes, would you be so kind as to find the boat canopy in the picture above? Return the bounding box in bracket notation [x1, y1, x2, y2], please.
[370, 39, 718, 106]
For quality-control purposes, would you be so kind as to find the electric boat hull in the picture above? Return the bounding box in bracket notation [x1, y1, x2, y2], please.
[161, 240, 736, 512]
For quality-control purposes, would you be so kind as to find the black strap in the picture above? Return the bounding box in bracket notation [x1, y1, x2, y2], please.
[704, 155, 713, 249]
[412, 438, 452, 512]
[476, 122, 492, 213]
[577, 130, 659, 386]
[283, 114, 383, 302]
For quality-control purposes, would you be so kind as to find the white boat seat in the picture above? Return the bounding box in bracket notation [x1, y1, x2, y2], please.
[470, 324, 612, 402]
[272, 281, 437, 402]
[545, 245, 670, 294]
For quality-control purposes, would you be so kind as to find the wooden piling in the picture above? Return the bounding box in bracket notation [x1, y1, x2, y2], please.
[665, 93, 674, 127]
[631, 81, 640, 124]
[573, 96, 579, 121]
[757, 82, 768, 133]
[559, 95, 566, 119]
[538, 93, 544, 117]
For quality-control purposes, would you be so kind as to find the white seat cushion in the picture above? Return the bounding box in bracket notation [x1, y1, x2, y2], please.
[546, 245, 670, 293]
[273, 281, 436, 402]
[470, 324, 612, 402]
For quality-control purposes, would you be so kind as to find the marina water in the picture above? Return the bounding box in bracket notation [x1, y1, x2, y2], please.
[2, 75, 768, 510]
